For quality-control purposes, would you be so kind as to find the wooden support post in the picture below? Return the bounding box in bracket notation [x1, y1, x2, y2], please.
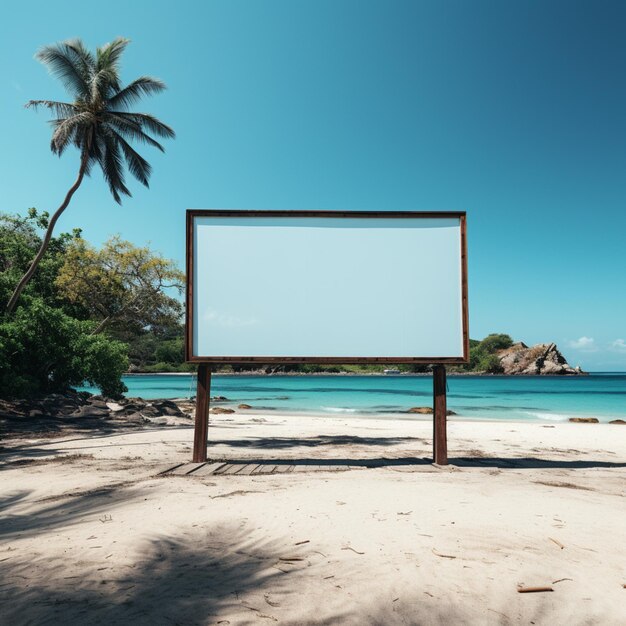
[433, 365, 448, 465]
[192, 364, 211, 463]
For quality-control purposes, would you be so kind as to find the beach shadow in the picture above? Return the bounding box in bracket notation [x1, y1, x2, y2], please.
[0, 415, 135, 439]
[205, 456, 433, 469]
[0, 414, 193, 442]
[449, 456, 626, 469]
[209, 434, 426, 449]
[201, 455, 626, 471]
[0, 516, 560, 625]
[0, 444, 67, 468]
[0, 482, 147, 539]
[0, 425, 193, 470]
[0, 528, 344, 625]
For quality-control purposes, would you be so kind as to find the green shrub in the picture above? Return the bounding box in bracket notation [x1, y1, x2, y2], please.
[476, 353, 503, 374]
[478, 334, 513, 354]
[142, 362, 196, 373]
[0, 299, 128, 398]
[154, 337, 185, 364]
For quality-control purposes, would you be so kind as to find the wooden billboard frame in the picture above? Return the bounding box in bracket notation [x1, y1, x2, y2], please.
[186, 209, 469, 465]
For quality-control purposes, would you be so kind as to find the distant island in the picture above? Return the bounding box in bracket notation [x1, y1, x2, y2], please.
[492, 340, 584, 376]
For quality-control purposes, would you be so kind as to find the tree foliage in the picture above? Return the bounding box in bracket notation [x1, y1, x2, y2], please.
[477, 333, 513, 354]
[0, 211, 182, 398]
[56, 236, 184, 337]
[0, 299, 128, 398]
[464, 333, 513, 373]
[0, 209, 81, 309]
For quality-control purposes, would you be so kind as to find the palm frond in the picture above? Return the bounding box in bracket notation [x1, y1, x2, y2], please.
[64, 39, 96, 73]
[112, 112, 175, 139]
[107, 77, 167, 110]
[102, 112, 165, 151]
[35, 40, 93, 98]
[96, 37, 129, 77]
[49, 118, 79, 156]
[98, 130, 131, 204]
[82, 133, 102, 176]
[91, 67, 120, 101]
[109, 129, 152, 186]
[92, 38, 129, 100]
[26, 100, 78, 117]
[50, 112, 94, 155]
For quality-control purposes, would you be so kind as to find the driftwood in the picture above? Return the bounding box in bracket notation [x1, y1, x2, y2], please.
[432, 549, 456, 559]
[517, 586, 553, 593]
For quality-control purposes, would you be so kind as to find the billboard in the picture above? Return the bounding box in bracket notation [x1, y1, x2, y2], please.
[186, 210, 468, 364]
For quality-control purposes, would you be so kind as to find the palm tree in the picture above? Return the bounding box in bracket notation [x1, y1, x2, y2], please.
[5, 37, 175, 314]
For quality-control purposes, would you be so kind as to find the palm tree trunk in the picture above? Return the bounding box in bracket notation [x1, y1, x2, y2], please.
[5, 156, 88, 314]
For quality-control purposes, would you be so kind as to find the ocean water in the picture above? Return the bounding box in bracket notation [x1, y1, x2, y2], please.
[79, 373, 626, 423]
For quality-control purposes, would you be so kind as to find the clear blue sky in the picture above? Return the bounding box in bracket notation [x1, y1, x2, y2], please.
[1, 0, 625, 370]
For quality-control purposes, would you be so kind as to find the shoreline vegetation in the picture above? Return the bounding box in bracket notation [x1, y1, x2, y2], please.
[125, 369, 586, 377]
[132, 337, 585, 377]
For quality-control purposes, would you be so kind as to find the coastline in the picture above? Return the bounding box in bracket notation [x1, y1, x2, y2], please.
[73, 371, 626, 424]
[226, 407, 626, 425]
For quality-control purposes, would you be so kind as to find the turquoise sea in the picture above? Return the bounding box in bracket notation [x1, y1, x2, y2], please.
[80, 373, 626, 423]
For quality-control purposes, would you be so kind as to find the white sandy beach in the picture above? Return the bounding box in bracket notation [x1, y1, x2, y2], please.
[1, 413, 625, 625]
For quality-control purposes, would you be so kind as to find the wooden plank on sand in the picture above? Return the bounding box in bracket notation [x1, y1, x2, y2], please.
[193, 462, 227, 476]
[169, 463, 206, 476]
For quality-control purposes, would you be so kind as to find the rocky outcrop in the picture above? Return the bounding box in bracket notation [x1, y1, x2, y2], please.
[0, 392, 192, 426]
[210, 406, 235, 414]
[497, 343, 584, 376]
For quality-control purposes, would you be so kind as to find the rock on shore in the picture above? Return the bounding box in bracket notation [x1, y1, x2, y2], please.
[498, 342, 585, 375]
[0, 391, 192, 426]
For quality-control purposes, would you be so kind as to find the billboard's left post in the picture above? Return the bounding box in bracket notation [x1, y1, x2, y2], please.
[193, 364, 211, 462]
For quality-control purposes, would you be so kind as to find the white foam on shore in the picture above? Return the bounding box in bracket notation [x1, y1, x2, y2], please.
[524, 411, 572, 422]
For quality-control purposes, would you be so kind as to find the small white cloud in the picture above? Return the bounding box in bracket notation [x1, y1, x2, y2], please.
[202, 308, 257, 328]
[567, 336, 597, 352]
[610, 339, 626, 352]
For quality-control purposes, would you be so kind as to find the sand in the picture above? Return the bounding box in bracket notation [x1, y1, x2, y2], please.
[1, 413, 624, 625]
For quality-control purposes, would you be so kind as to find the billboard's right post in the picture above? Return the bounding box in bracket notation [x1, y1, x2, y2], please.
[433, 365, 448, 465]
